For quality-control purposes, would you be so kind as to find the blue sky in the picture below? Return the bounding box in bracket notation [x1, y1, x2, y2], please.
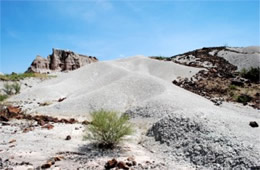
[1, 0, 259, 73]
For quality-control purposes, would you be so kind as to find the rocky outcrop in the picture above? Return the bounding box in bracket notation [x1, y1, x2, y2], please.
[26, 49, 98, 73]
[27, 55, 50, 73]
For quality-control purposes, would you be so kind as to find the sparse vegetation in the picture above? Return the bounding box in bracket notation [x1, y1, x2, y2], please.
[150, 56, 171, 61]
[3, 83, 14, 95]
[0, 94, 8, 102]
[228, 85, 237, 90]
[84, 110, 134, 148]
[2, 82, 21, 95]
[236, 94, 252, 104]
[12, 82, 21, 94]
[0, 72, 56, 81]
[240, 67, 260, 83]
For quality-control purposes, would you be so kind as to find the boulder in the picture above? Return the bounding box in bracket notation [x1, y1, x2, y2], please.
[249, 121, 259, 128]
[65, 135, 71, 140]
[105, 158, 118, 169]
[26, 49, 98, 73]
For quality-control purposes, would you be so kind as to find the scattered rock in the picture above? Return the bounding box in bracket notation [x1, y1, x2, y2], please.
[8, 139, 16, 144]
[23, 127, 34, 133]
[231, 77, 245, 86]
[105, 158, 118, 169]
[1, 122, 10, 126]
[41, 162, 52, 169]
[42, 124, 54, 130]
[210, 98, 223, 106]
[249, 121, 259, 128]
[126, 157, 136, 167]
[117, 161, 129, 170]
[125, 162, 133, 167]
[126, 157, 135, 162]
[20, 161, 32, 165]
[68, 118, 77, 124]
[1, 105, 78, 126]
[82, 120, 90, 125]
[38, 119, 46, 126]
[0, 115, 9, 122]
[65, 135, 71, 140]
[39, 101, 52, 107]
[52, 156, 64, 162]
[58, 97, 66, 102]
[7, 106, 21, 115]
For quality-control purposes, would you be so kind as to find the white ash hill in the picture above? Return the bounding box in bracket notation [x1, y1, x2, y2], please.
[26, 48, 98, 73]
[8, 49, 260, 169]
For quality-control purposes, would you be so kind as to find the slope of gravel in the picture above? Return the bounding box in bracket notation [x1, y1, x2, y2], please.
[147, 115, 259, 169]
[126, 101, 260, 169]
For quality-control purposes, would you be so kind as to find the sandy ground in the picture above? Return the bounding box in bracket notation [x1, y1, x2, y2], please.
[1, 56, 260, 169]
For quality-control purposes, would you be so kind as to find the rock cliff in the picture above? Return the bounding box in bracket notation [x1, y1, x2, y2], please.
[26, 49, 98, 73]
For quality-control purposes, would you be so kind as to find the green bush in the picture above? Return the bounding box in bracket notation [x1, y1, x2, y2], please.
[228, 85, 237, 90]
[12, 82, 21, 94]
[84, 110, 134, 148]
[240, 67, 260, 83]
[2, 82, 21, 95]
[0, 94, 8, 102]
[236, 94, 252, 104]
[3, 83, 14, 95]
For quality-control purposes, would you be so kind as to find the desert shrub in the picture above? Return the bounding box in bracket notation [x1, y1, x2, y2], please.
[0, 94, 8, 101]
[228, 85, 237, 90]
[240, 67, 260, 83]
[236, 94, 252, 104]
[2, 82, 21, 95]
[12, 82, 21, 94]
[84, 110, 134, 148]
[3, 83, 14, 95]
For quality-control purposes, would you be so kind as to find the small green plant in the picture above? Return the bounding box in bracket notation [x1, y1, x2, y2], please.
[12, 82, 21, 94]
[84, 110, 134, 148]
[0, 94, 8, 102]
[228, 85, 237, 90]
[240, 67, 260, 83]
[2, 82, 21, 95]
[236, 94, 252, 104]
[3, 83, 14, 95]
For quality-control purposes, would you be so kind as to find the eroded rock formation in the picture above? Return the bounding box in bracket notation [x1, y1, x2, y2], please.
[26, 49, 98, 73]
